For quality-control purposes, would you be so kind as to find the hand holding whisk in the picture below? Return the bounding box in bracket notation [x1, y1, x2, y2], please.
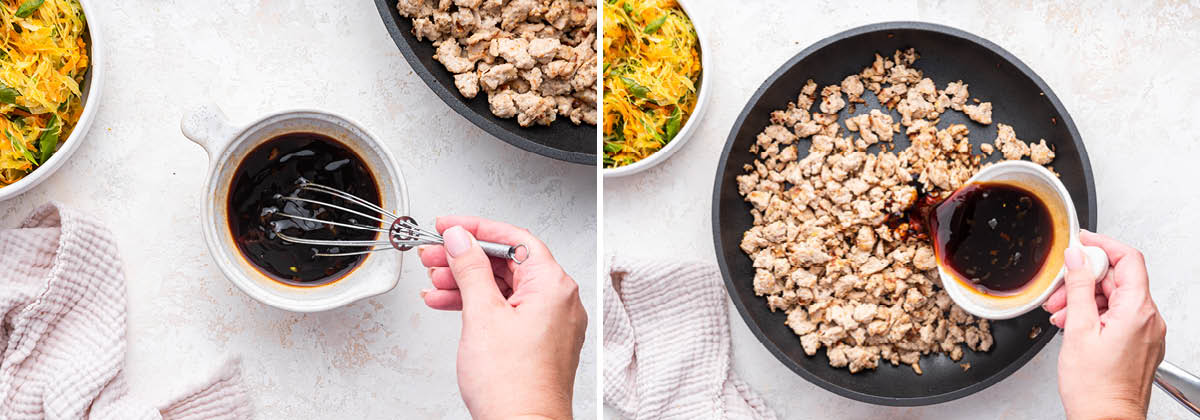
[271, 182, 527, 263]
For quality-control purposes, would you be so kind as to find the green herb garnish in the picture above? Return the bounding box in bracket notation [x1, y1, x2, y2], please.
[603, 141, 623, 154]
[15, 0, 45, 18]
[37, 114, 59, 164]
[0, 85, 18, 104]
[620, 77, 650, 99]
[644, 15, 667, 34]
[664, 107, 682, 140]
[6, 129, 37, 166]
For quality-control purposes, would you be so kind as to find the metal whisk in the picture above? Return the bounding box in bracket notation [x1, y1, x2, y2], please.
[271, 182, 527, 263]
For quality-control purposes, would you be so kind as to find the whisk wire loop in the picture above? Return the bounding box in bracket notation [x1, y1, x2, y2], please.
[296, 182, 401, 220]
[275, 182, 526, 263]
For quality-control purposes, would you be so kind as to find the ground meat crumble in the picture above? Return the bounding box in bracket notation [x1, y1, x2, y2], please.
[737, 49, 1056, 374]
[398, 0, 597, 127]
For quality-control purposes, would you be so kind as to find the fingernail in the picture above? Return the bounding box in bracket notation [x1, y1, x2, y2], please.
[419, 288, 432, 298]
[417, 246, 426, 257]
[1049, 311, 1062, 325]
[427, 267, 436, 277]
[1064, 246, 1085, 270]
[443, 226, 472, 257]
[1041, 303, 1050, 313]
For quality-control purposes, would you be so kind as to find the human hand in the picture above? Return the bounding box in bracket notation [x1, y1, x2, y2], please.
[418, 216, 587, 420]
[1042, 230, 1166, 420]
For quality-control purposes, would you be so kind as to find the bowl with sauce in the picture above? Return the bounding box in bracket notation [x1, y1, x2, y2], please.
[182, 104, 408, 312]
[932, 161, 1108, 319]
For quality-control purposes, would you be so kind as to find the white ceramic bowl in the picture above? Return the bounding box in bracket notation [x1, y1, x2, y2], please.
[603, 0, 712, 178]
[181, 104, 408, 312]
[0, 0, 105, 202]
[937, 161, 1108, 319]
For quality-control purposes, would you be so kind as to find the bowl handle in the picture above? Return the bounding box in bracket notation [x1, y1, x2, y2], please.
[181, 103, 238, 159]
[1080, 245, 1109, 282]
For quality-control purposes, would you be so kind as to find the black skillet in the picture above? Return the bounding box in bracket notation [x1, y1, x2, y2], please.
[711, 22, 1097, 406]
[373, 0, 596, 165]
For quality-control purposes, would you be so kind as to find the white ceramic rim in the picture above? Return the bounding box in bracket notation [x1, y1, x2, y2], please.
[603, 0, 712, 178]
[0, 0, 105, 202]
[939, 161, 1080, 320]
[192, 108, 408, 313]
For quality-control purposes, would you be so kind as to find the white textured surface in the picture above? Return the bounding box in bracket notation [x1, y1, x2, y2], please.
[604, 0, 1199, 418]
[0, 1, 596, 418]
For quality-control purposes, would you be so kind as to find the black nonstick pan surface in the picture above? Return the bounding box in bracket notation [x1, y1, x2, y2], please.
[711, 22, 1097, 406]
[373, 0, 596, 165]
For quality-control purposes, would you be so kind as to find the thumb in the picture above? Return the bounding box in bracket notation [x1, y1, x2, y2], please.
[1062, 246, 1100, 333]
[443, 226, 506, 312]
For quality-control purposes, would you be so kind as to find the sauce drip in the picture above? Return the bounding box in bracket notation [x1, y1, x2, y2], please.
[929, 182, 1054, 295]
[227, 133, 380, 286]
[885, 183, 942, 242]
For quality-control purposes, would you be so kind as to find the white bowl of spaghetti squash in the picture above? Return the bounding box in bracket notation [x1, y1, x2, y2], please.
[0, 0, 103, 201]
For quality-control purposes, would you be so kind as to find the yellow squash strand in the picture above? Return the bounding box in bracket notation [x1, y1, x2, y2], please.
[602, 0, 700, 168]
[0, 0, 89, 186]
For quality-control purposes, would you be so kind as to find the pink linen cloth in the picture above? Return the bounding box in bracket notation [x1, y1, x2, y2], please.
[0, 203, 253, 419]
[604, 258, 777, 420]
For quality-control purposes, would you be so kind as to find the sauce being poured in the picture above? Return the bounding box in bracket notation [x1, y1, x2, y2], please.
[928, 182, 1054, 295]
[227, 133, 380, 286]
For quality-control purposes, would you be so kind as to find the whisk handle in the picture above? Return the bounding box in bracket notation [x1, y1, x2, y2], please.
[479, 241, 528, 264]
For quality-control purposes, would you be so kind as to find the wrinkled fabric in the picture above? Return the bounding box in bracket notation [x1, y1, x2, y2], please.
[604, 258, 776, 420]
[0, 203, 253, 419]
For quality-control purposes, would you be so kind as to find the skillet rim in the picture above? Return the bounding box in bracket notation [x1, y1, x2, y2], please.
[710, 21, 1096, 406]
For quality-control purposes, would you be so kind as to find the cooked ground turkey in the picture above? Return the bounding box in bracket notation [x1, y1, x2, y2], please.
[398, 0, 597, 127]
[738, 49, 1056, 374]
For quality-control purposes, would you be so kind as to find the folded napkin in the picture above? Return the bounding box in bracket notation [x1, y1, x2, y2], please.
[604, 258, 777, 420]
[0, 203, 253, 419]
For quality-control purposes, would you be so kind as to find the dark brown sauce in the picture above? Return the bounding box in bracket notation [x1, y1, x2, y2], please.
[929, 182, 1054, 295]
[227, 133, 380, 286]
[885, 183, 943, 242]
